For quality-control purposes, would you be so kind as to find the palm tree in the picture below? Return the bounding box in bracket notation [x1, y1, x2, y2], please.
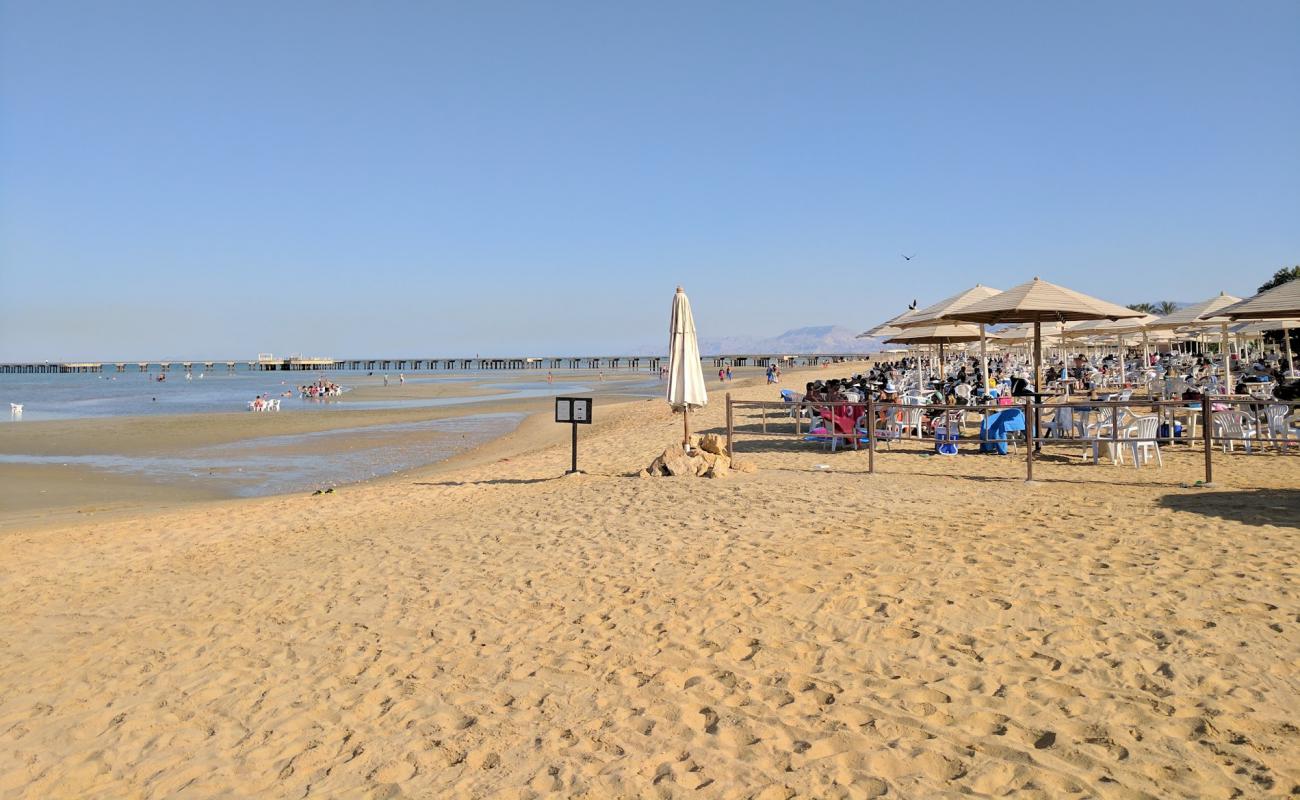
[1127, 302, 1156, 314]
[1155, 300, 1179, 316]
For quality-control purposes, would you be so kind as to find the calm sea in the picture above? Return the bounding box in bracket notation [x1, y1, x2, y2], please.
[1, 370, 655, 422]
[0, 370, 660, 496]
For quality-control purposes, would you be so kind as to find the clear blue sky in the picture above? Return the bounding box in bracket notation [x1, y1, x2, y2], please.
[1, 1, 1297, 360]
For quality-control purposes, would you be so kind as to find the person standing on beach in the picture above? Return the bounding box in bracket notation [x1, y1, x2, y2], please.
[725, 366, 733, 381]
[399, 373, 405, 384]
[383, 374, 389, 386]
[547, 371, 553, 384]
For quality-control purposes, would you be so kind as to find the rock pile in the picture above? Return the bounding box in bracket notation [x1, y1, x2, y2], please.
[639, 433, 758, 479]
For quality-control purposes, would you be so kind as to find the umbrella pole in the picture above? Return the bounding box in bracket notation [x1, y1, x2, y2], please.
[683, 405, 691, 446]
[1285, 325, 1295, 378]
[1142, 330, 1149, 383]
[1117, 332, 1124, 388]
[979, 324, 988, 394]
[1221, 322, 1232, 393]
[1033, 321, 1042, 394]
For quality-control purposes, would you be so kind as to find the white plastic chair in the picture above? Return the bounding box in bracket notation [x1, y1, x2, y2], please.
[1263, 405, 1295, 449]
[1122, 415, 1162, 467]
[1086, 406, 1135, 465]
[1214, 411, 1253, 453]
[1044, 406, 1081, 439]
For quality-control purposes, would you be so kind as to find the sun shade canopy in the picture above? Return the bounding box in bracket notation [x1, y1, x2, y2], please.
[941, 277, 1141, 325]
[883, 322, 985, 345]
[897, 285, 1002, 328]
[1210, 280, 1300, 321]
[1146, 292, 1242, 330]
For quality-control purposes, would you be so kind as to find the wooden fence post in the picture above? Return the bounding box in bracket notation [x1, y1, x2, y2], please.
[725, 393, 734, 457]
[1202, 391, 1214, 486]
[1025, 398, 1035, 482]
[866, 394, 875, 474]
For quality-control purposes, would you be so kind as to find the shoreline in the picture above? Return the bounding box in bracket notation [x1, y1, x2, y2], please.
[0, 369, 729, 529]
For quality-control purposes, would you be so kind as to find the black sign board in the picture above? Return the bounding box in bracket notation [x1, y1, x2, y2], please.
[555, 397, 592, 424]
[555, 397, 592, 473]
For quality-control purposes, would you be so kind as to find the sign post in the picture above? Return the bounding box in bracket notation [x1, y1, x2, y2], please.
[555, 397, 593, 474]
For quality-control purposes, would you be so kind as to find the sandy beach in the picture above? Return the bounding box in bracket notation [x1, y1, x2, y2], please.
[0, 366, 1296, 798]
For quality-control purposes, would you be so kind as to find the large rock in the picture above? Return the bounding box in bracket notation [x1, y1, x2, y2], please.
[659, 445, 694, 477]
[643, 442, 742, 478]
[698, 433, 729, 456]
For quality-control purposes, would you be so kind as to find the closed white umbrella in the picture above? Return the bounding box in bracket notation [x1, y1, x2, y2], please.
[667, 286, 708, 445]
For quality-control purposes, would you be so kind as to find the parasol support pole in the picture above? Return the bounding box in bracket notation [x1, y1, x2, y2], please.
[1285, 324, 1295, 378]
[1221, 322, 1232, 394]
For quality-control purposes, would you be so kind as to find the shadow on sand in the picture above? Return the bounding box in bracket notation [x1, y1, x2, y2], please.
[413, 477, 561, 487]
[1158, 488, 1300, 528]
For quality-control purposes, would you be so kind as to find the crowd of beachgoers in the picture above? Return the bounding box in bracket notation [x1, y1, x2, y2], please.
[804, 347, 1296, 407]
[244, 379, 343, 411]
[785, 347, 1300, 457]
[299, 378, 343, 398]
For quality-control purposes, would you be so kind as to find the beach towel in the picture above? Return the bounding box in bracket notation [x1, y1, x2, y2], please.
[979, 408, 1025, 455]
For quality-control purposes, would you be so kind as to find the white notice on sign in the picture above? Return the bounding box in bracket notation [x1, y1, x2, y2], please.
[555, 399, 570, 422]
[573, 400, 588, 422]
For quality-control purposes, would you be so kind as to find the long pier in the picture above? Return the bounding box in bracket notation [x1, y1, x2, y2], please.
[0, 353, 873, 375]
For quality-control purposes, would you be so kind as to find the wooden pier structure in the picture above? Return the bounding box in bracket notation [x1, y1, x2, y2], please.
[0, 353, 872, 375]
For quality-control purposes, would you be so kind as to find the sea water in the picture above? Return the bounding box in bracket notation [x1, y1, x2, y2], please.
[0, 370, 661, 497]
[0, 371, 655, 422]
[0, 413, 527, 497]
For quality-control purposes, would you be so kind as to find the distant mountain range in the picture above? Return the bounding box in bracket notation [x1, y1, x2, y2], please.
[635, 325, 880, 356]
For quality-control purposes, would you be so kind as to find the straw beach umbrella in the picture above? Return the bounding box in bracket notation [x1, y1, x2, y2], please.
[1230, 319, 1300, 372]
[1065, 314, 1162, 387]
[666, 286, 707, 445]
[857, 307, 921, 340]
[1146, 292, 1241, 390]
[941, 277, 1142, 396]
[1214, 279, 1300, 320]
[1213, 280, 1300, 377]
[898, 285, 1002, 391]
[884, 322, 984, 391]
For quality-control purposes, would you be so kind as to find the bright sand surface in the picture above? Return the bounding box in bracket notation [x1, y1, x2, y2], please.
[1, 368, 1298, 798]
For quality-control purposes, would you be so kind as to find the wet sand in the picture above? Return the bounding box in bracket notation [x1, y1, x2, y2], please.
[3, 365, 1295, 797]
[0, 370, 663, 527]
